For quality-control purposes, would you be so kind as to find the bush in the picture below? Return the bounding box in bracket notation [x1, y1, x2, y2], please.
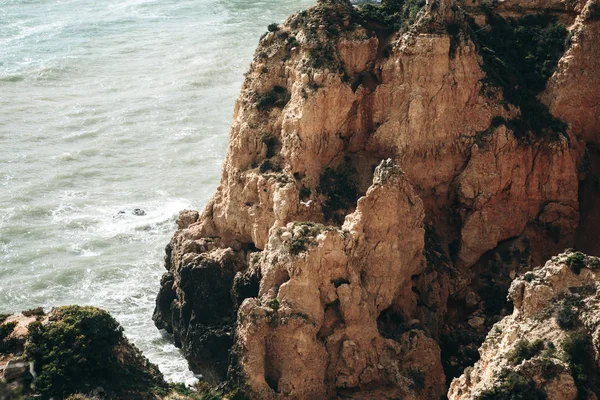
[562, 330, 594, 398]
[0, 321, 16, 341]
[256, 86, 290, 111]
[357, 0, 426, 32]
[478, 370, 547, 399]
[556, 298, 578, 329]
[267, 23, 280, 32]
[508, 339, 545, 365]
[472, 13, 569, 140]
[0, 320, 25, 354]
[226, 388, 248, 400]
[566, 252, 586, 274]
[268, 299, 280, 311]
[289, 222, 330, 255]
[26, 306, 165, 399]
[22, 307, 45, 317]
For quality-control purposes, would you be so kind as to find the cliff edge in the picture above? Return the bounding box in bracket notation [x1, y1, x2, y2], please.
[153, 0, 600, 398]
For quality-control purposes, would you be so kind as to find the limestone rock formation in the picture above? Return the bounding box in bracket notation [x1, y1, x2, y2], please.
[232, 161, 444, 399]
[153, 0, 600, 397]
[448, 251, 600, 399]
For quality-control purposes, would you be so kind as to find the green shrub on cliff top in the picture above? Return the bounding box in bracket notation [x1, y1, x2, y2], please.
[508, 339, 545, 365]
[0, 320, 24, 354]
[478, 369, 546, 399]
[357, 0, 426, 32]
[566, 251, 586, 274]
[472, 13, 568, 140]
[26, 305, 165, 399]
[0, 320, 17, 341]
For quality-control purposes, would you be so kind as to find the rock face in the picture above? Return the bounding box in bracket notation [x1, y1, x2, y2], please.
[233, 161, 444, 398]
[449, 251, 600, 399]
[153, 0, 600, 397]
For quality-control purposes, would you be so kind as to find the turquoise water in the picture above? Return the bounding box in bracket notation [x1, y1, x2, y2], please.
[0, 0, 314, 382]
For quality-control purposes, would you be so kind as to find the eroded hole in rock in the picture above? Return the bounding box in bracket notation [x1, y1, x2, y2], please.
[275, 267, 291, 288]
[262, 134, 281, 159]
[241, 242, 259, 253]
[350, 71, 380, 92]
[377, 308, 421, 341]
[231, 268, 260, 309]
[331, 278, 349, 288]
[258, 134, 283, 173]
[256, 85, 290, 111]
[318, 300, 343, 340]
[318, 153, 384, 225]
[264, 349, 281, 393]
[440, 326, 483, 385]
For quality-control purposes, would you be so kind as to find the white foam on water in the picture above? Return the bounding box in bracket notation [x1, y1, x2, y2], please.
[0, 0, 315, 384]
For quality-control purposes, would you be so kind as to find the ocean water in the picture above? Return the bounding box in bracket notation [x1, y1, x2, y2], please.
[0, 0, 314, 383]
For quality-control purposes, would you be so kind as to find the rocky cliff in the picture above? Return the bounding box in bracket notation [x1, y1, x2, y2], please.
[153, 0, 600, 398]
[449, 250, 600, 399]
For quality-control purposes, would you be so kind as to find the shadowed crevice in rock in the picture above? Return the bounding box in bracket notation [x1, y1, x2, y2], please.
[448, 251, 600, 399]
[377, 308, 426, 341]
[576, 143, 600, 256]
[438, 236, 525, 383]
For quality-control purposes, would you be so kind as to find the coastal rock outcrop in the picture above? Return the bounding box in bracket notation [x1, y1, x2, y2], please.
[232, 161, 445, 399]
[0, 306, 167, 400]
[448, 251, 600, 399]
[154, 0, 600, 397]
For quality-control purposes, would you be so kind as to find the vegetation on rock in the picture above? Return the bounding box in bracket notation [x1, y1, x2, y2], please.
[289, 222, 333, 255]
[508, 339, 545, 365]
[562, 330, 599, 399]
[22, 307, 45, 317]
[0, 320, 23, 354]
[478, 370, 546, 399]
[256, 86, 290, 111]
[566, 251, 586, 274]
[26, 306, 166, 399]
[556, 297, 579, 329]
[356, 0, 426, 32]
[471, 13, 569, 140]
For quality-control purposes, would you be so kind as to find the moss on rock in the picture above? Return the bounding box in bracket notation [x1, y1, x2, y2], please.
[25, 306, 166, 399]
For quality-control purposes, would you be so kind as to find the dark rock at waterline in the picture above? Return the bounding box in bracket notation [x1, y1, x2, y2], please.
[114, 208, 147, 218]
[153, 246, 246, 385]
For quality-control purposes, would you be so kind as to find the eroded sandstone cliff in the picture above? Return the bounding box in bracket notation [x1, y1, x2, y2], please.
[153, 0, 600, 397]
[449, 251, 600, 399]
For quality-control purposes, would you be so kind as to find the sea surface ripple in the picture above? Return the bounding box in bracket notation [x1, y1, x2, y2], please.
[0, 0, 314, 383]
